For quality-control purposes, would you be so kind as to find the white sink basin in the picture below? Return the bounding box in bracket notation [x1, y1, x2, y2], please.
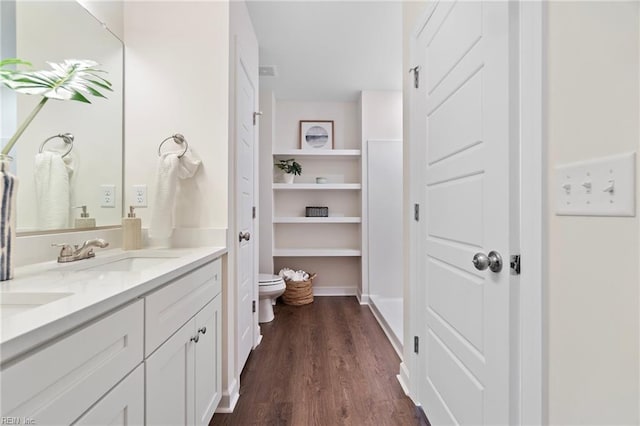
[73, 256, 177, 272]
[0, 292, 74, 320]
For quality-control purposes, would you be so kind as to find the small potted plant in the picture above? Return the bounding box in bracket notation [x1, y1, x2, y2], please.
[274, 158, 302, 184]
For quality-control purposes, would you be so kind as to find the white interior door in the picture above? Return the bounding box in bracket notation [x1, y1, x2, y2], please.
[236, 45, 257, 373]
[413, 1, 517, 424]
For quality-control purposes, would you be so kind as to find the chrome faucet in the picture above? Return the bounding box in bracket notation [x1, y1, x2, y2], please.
[53, 238, 109, 263]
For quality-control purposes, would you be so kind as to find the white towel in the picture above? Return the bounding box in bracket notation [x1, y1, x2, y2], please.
[34, 152, 72, 230]
[149, 149, 201, 243]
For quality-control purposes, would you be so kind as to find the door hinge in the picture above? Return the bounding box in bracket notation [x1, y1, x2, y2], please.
[252, 206, 256, 219]
[414, 336, 419, 354]
[510, 254, 521, 275]
[414, 203, 420, 221]
[253, 111, 263, 126]
[409, 66, 421, 89]
[252, 300, 256, 313]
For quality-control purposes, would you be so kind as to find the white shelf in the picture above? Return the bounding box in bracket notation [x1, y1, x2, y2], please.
[273, 249, 362, 257]
[273, 183, 361, 190]
[273, 149, 361, 158]
[273, 217, 361, 223]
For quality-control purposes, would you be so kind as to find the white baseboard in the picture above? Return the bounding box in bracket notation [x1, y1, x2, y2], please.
[356, 288, 370, 305]
[397, 361, 411, 398]
[215, 378, 240, 413]
[368, 299, 403, 359]
[313, 286, 357, 296]
[254, 326, 263, 348]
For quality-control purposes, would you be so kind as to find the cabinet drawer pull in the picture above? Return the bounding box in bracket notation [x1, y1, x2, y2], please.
[190, 335, 199, 343]
[198, 327, 207, 335]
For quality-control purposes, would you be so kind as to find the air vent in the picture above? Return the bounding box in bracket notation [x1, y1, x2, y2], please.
[259, 66, 277, 77]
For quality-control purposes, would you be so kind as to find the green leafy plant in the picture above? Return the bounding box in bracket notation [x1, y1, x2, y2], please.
[274, 158, 302, 176]
[0, 58, 112, 155]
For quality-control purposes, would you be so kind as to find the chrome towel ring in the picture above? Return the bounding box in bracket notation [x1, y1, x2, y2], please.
[39, 133, 74, 158]
[158, 133, 188, 158]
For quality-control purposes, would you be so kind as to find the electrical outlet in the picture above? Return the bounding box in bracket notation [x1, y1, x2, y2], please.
[132, 185, 147, 207]
[100, 184, 116, 208]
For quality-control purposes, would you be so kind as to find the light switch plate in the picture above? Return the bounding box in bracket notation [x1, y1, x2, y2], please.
[556, 152, 636, 216]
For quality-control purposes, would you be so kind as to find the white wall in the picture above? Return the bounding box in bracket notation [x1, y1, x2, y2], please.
[123, 1, 229, 234]
[258, 90, 275, 274]
[361, 91, 403, 143]
[546, 2, 640, 424]
[275, 101, 360, 150]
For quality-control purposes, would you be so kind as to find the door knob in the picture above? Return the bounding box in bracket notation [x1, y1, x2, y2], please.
[238, 232, 251, 242]
[472, 251, 503, 273]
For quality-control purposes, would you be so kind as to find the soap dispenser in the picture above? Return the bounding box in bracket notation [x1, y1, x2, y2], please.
[122, 206, 142, 250]
[74, 205, 96, 228]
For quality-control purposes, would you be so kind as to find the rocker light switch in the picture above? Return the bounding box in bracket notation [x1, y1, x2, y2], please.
[556, 152, 636, 216]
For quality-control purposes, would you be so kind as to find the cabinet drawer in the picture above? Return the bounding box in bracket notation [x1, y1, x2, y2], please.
[145, 258, 221, 356]
[0, 300, 143, 424]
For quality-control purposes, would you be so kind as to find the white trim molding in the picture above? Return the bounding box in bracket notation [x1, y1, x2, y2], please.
[518, 1, 545, 425]
[356, 287, 370, 305]
[312, 286, 357, 297]
[368, 301, 403, 359]
[215, 378, 240, 414]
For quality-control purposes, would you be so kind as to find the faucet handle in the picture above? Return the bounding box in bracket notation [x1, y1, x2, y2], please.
[51, 243, 74, 257]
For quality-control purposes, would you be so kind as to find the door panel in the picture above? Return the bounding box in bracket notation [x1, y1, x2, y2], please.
[414, 1, 515, 425]
[236, 47, 256, 372]
[146, 320, 195, 426]
[195, 296, 222, 426]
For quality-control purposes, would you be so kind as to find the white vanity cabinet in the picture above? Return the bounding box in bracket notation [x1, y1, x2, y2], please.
[145, 259, 222, 426]
[0, 251, 224, 426]
[0, 300, 144, 425]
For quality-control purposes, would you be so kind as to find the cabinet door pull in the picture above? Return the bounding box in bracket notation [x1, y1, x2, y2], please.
[198, 326, 207, 335]
[190, 335, 199, 343]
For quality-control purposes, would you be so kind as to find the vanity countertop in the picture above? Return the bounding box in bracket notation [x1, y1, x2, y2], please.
[0, 246, 227, 364]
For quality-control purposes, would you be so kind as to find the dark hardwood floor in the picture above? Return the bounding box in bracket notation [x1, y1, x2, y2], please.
[211, 296, 427, 426]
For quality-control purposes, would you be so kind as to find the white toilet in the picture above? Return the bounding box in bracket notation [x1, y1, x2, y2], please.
[258, 274, 286, 323]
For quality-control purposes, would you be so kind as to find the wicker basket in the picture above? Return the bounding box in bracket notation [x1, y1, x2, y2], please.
[282, 273, 316, 306]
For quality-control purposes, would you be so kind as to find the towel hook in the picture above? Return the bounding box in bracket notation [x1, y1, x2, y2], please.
[158, 133, 189, 158]
[39, 133, 74, 158]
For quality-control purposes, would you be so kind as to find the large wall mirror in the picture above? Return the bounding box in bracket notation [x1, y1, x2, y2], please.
[1, 0, 124, 234]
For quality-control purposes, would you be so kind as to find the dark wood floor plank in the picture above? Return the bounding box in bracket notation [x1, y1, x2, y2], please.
[211, 297, 425, 426]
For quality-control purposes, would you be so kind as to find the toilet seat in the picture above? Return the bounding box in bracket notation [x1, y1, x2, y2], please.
[258, 274, 286, 323]
[259, 274, 284, 286]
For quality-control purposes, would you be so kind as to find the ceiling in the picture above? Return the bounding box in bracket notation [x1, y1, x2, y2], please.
[246, 1, 402, 102]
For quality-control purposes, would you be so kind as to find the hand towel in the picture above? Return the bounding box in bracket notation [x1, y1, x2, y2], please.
[149, 149, 202, 243]
[34, 151, 72, 230]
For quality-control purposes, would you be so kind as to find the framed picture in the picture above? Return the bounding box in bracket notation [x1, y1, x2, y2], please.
[300, 120, 334, 150]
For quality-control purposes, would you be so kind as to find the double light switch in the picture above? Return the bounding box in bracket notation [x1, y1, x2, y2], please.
[555, 152, 636, 217]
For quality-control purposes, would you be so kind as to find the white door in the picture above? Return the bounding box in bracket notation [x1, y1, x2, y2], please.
[412, 1, 517, 424]
[74, 365, 144, 426]
[235, 42, 257, 372]
[146, 320, 195, 426]
[195, 297, 222, 426]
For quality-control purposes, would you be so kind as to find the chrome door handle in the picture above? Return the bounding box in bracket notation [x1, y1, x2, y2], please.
[472, 251, 503, 273]
[190, 335, 199, 343]
[198, 326, 207, 335]
[238, 232, 251, 242]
